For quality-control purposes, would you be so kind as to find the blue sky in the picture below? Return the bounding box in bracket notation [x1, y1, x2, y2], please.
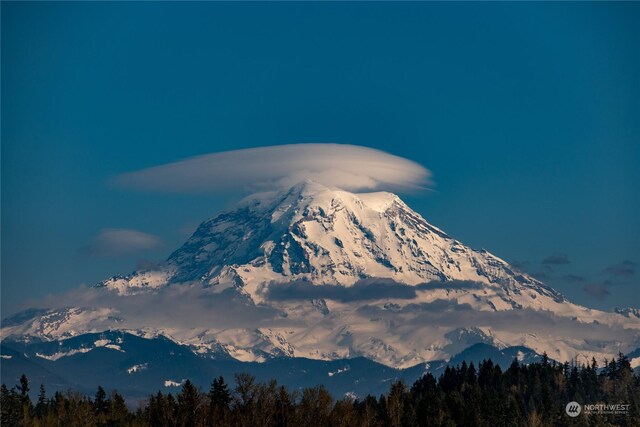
[2, 2, 638, 315]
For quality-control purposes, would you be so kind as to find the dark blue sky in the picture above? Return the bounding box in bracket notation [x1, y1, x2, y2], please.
[2, 2, 638, 315]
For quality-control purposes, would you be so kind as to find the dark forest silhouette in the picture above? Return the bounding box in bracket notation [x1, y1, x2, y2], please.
[2, 353, 638, 426]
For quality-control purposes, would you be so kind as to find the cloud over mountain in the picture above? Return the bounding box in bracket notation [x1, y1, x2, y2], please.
[79, 229, 162, 257]
[264, 279, 418, 302]
[111, 143, 431, 194]
[11, 282, 638, 365]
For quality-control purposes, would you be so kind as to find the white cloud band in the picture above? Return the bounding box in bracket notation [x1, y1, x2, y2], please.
[111, 143, 431, 193]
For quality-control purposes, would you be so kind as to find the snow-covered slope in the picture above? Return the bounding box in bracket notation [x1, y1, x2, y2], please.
[101, 180, 560, 302]
[3, 181, 639, 368]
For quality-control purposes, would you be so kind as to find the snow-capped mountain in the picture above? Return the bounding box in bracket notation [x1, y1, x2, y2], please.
[3, 181, 639, 370]
[99, 180, 561, 301]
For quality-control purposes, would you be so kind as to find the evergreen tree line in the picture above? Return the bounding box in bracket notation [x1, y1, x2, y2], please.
[2, 353, 639, 426]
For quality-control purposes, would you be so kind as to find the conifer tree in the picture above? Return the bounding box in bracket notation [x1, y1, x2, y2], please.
[16, 374, 32, 426]
[208, 375, 230, 425]
[35, 384, 48, 419]
[177, 379, 201, 427]
[108, 390, 129, 426]
[1, 384, 20, 426]
[3, 355, 640, 425]
[387, 381, 405, 427]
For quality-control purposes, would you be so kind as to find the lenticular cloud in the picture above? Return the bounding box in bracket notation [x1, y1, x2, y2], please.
[111, 143, 431, 194]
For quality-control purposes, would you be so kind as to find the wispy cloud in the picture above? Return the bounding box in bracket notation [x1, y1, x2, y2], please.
[542, 253, 570, 266]
[79, 228, 162, 257]
[16, 285, 288, 331]
[606, 260, 637, 278]
[9, 281, 639, 359]
[415, 281, 485, 291]
[356, 301, 638, 344]
[264, 279, 418, 302]
[111, 143, 431, 194]
[263, 279, 484, 302]
[562, 274, 587, 283]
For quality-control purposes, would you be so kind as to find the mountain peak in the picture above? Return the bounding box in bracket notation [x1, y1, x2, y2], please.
[99, 182, 551, 300]
[286, 178, 334, 194]
[246, 179, 404, 215]
[6, 182, 639, 370]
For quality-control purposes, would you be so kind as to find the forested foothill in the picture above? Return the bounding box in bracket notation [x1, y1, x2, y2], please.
[2, 353, 638, 426]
